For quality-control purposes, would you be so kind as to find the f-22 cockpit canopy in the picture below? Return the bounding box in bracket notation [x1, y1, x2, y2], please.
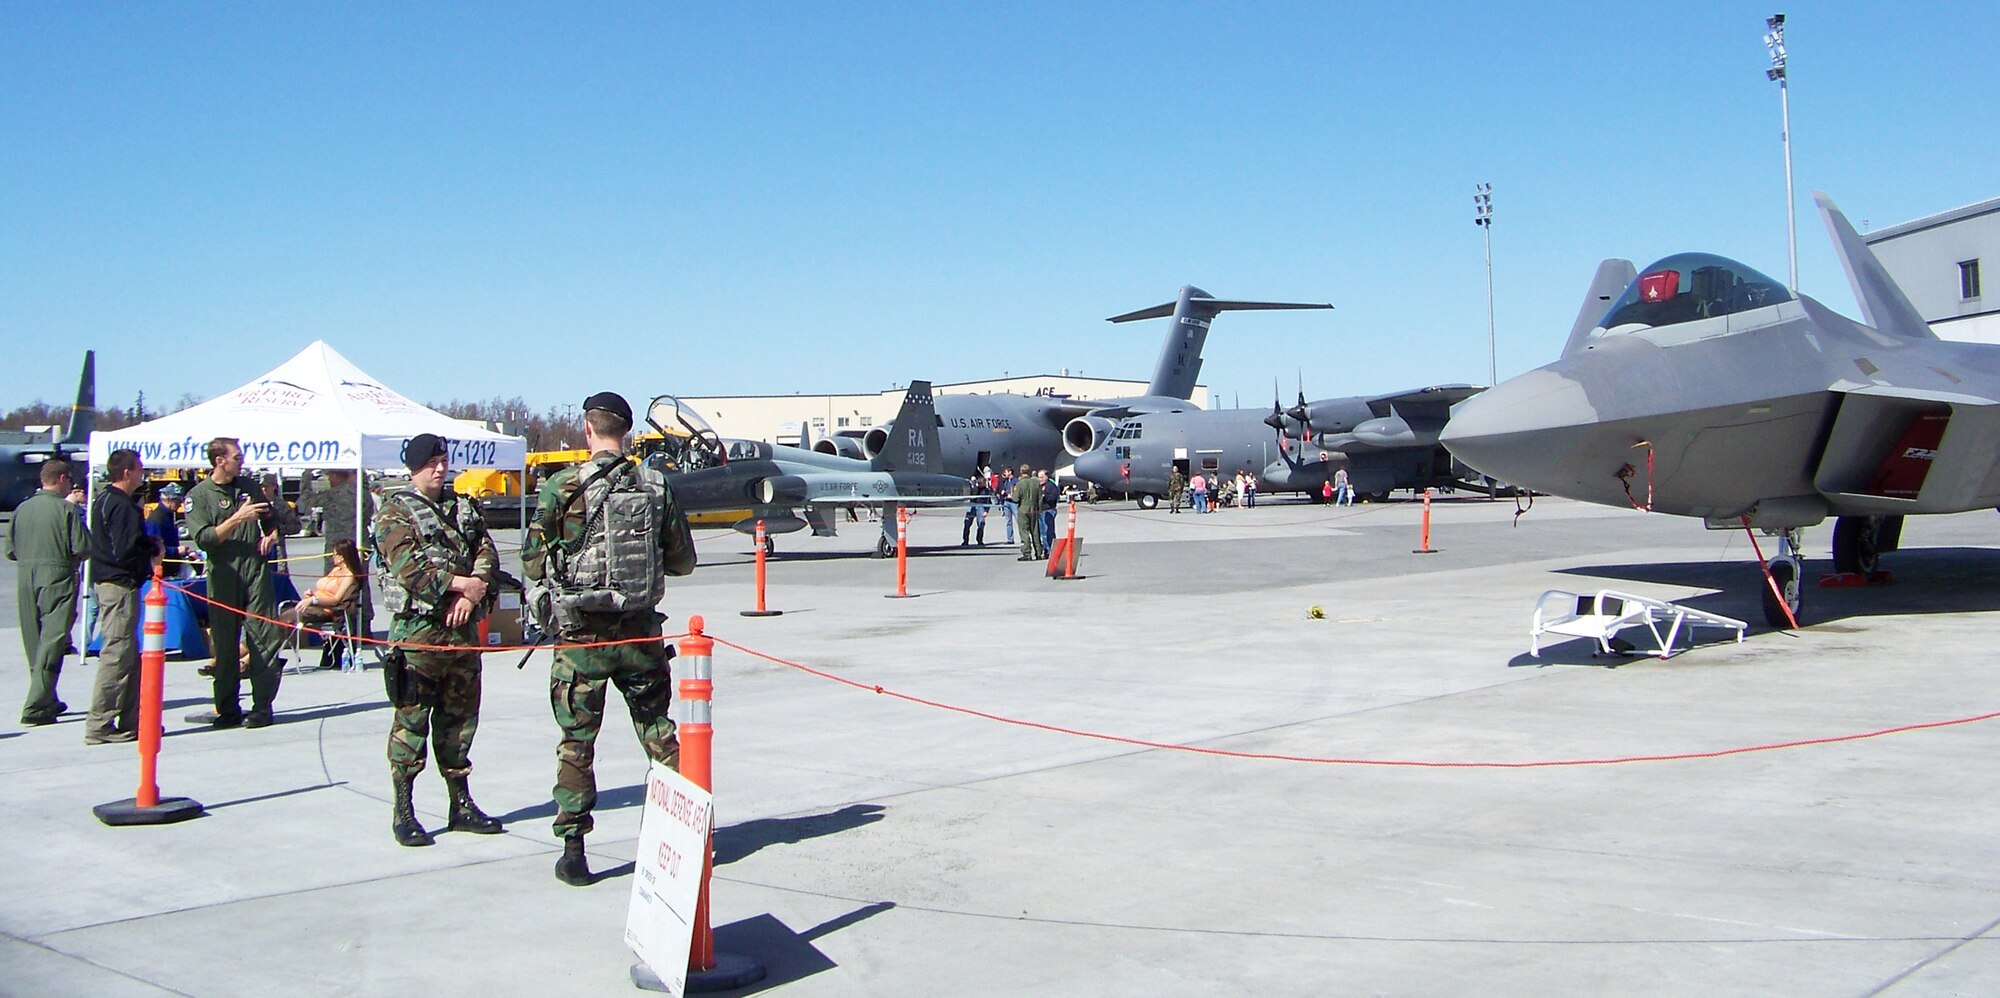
[1595, 253, 1794, 333]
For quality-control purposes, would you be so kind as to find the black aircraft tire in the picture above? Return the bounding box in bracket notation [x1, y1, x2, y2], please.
[1831, 516, 1879, 576]
[1760, 560, 1802, 629]
[874, 535, 893, 559]
[1136, 494, 1159, 511]
[761, 535, 776, 557]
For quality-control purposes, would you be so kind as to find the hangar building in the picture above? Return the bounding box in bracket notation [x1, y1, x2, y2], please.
[1865, 195, 1997, 343]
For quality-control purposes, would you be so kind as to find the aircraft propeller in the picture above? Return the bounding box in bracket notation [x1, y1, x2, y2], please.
[1286, 372, 1315, 452]
[1263, 378, 1288, 436]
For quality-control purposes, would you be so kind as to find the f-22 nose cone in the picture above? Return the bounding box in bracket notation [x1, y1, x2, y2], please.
[1439, 369, 1604, 493]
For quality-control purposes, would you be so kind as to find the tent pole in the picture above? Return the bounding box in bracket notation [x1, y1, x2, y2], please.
[83, 464, 98, 653]
[353, 458, 364, 562]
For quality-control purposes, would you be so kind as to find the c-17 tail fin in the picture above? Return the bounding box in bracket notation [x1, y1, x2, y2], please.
[1108, 286, 1333, 400]
[1561, 260, 1637, 358]
[869, 380, 943, 474]
[60, 351, 96, 445]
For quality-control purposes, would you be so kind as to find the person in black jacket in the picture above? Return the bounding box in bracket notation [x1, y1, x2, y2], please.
[1038, 470, 1061, 557]
[85, 449, 157, 745]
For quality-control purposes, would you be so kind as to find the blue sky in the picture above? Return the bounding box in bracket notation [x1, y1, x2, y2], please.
[4, 2, 1995, 418]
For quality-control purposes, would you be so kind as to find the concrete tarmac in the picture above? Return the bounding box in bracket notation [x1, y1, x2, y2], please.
[4, 495, 2000, 996]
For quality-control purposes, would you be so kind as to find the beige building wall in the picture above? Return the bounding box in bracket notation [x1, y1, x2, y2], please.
[686, 376, 1210, 443]
[1865, 196, 1999, 344]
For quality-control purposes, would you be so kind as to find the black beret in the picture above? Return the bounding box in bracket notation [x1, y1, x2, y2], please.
[582, 391, 633, 424]
[403, 433, 449, 471]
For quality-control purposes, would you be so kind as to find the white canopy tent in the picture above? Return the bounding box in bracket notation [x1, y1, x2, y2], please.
[89, 340, 527, 565]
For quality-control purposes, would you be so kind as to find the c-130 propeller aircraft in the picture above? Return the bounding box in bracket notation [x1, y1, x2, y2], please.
[0, 351, 95, 511]
[1442, 193, 2000, 627]
[1072, 382, 1486, 507]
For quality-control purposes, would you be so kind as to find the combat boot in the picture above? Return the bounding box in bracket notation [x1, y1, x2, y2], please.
[555, 837, 591, 886]
[445, 776, 503, 834]
[391, 774, 434, 847]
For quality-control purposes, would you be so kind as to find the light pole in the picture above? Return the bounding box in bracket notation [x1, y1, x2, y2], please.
[1765, 13, 1797, 291]
[1474, 183, 1495, 387]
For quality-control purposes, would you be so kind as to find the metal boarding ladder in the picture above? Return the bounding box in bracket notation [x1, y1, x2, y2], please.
[1530, 589, 1747, 660]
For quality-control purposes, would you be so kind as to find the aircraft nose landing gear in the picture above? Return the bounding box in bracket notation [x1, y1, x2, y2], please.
[1759, 526, 1804, 629]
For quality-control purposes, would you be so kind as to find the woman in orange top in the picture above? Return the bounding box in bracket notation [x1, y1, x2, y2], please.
[307, 538, 364, 611]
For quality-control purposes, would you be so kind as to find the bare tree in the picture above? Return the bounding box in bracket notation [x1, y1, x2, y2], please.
[430, 396, 583, 452]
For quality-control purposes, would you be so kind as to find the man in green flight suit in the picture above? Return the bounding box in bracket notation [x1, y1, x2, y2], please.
[8, 459, 90, 725]
[1011, 463, 1040, 561]
[183, 437, 284, 728]
[523, 391, 696, 886]
[372, 432, 504, 847]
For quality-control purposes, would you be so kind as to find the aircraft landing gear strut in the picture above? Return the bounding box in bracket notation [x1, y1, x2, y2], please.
[1831, 514, 1899, 576]
[1760, 527, 1804, 629]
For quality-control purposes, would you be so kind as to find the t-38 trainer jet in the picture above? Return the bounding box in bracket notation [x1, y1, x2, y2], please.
[849, 286, 1332, 476]
[1441, 193, 2000, 626]
[646, 380, 971, 557]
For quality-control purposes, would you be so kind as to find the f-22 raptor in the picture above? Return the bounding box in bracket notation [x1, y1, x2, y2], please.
[647, 380, 971, 558]
[845, 287, 1332, 476]
[1, 352, 95, 511]
[1442, 193, 2000, 626]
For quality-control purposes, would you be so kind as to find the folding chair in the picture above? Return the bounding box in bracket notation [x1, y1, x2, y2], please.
[278, 593, 365, 673]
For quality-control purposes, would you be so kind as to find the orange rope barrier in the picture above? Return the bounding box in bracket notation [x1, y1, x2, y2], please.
[163, 581, 679, 653]
[706, 633, 2000, 769]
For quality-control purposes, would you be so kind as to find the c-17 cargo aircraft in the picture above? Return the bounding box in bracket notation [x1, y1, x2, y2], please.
[841, 286, 1332, 476]
[1072, 384, 1486, 507]
[1, 352, 96, 511]
[644, 380, 971, 557]
[1441, 193, 2000, 627]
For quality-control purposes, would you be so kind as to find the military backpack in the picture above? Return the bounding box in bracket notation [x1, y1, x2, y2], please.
[528, 456, 667, 636]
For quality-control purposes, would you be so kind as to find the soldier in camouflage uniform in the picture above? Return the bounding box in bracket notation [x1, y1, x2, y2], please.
[522, 392, 695, 886]
[371, 433, 504, 847]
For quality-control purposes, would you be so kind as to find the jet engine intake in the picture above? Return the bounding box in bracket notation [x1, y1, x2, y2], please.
[813, 436, 864, 460]
[860, 426, 890, 461]
[757, 475, 809, 505]
[1063, 415, 1116, 457]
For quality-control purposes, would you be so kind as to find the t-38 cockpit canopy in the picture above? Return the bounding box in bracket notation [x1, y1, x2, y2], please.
[1595, 253, 1794, 332]
[643, 395, 727, 470]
